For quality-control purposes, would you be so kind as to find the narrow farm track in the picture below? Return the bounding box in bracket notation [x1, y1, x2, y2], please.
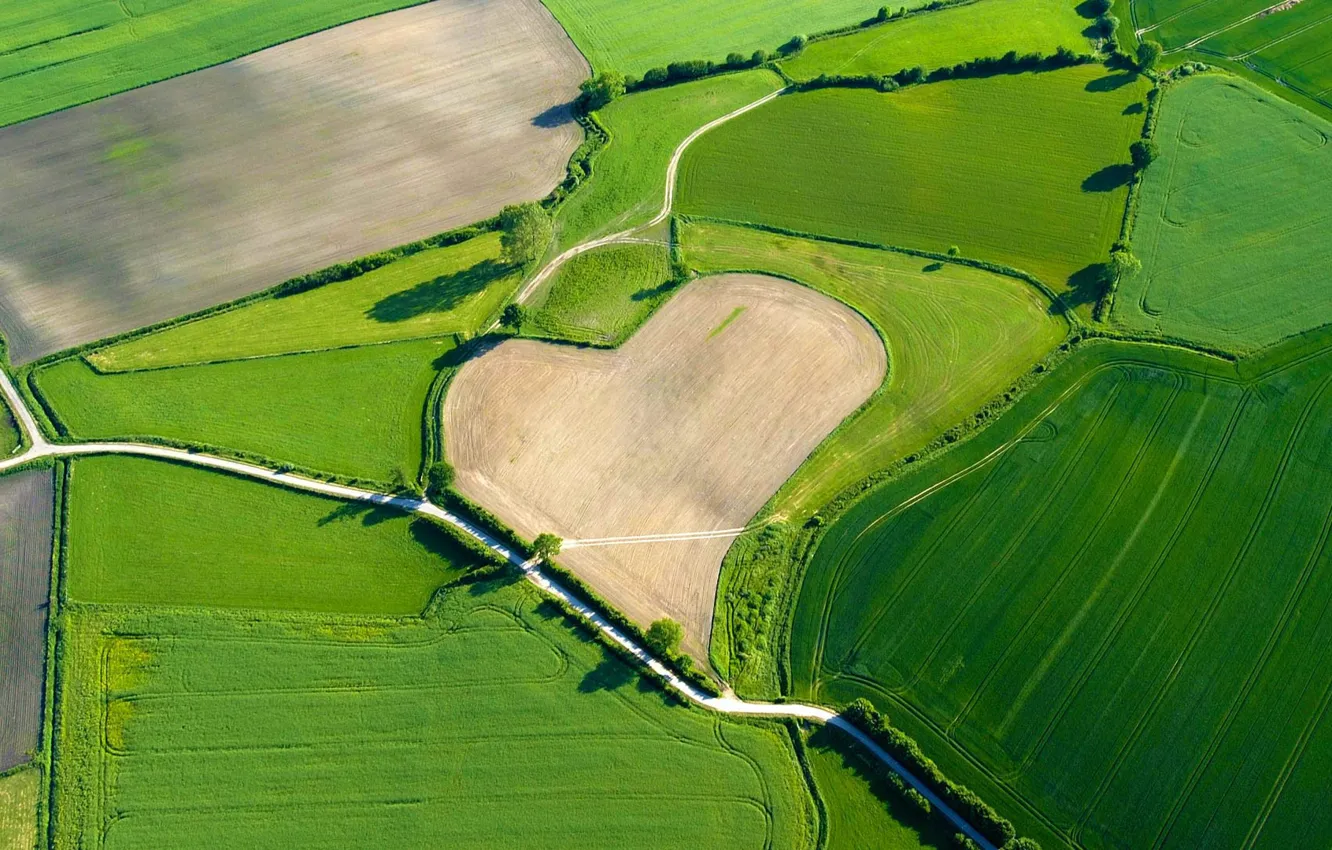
[0, 365, 996, 850]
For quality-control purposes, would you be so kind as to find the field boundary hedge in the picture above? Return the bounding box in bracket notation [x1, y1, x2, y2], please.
[795, 47, 1098, 94]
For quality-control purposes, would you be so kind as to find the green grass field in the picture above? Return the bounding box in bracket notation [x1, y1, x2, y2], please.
[1132, 0, 1332, 112]
[1115, 74, 1332, 353]
[0, 399, 19, 457]
[52, 579, 817, 848]
[792, 328, 1332, 849]
[65, 455, 478, 613]
[683, 221, 1067, 520]
[90, 233, 517, 372]
[555, 70, 782, 249]
[34, 337, 451, 483]
[678, 65, 1150, 297]
[539, 0, 925, 76]
[0, 768, 38, 850]
[804, 725, 950, 850]
[0, 0, 424, 129]
[528, 244, 676, 345]
[783, 0, 1092, 82]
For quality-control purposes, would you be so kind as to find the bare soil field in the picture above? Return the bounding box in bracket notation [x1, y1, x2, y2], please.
[0, 468, 54, 771]
[0, 0, 586, 364]
[444, 274, 885, 655]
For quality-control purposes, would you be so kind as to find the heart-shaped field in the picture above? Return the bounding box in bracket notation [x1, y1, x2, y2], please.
[444, 273, 885, 655]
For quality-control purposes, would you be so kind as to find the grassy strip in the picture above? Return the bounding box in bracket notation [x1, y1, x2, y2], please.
[526, 243, 679, 345]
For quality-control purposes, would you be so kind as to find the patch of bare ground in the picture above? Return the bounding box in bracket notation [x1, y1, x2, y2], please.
[0, 0, 587, 364]
[0, 468, 54, 771]
[444, 274, 885, 656]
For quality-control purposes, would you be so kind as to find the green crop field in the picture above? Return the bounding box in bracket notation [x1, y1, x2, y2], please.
[792, 328, 1332, 849]
[0, 399, 18, 456]
[678, 65, 1150, 297]
[804, 725, 950, 850]
[555, 70, 782, 249]
[52, 579, 817, 848]
[683, 221, 1067, 520]
[1115, 74, 1332, 353]
[539, 0, 925, 77]
[33, 337, 452, 483]
[1132, 0, 1332, 113]
[65, 455, 478, 614]
[783, 0, 1092, 82]
[90, 233, 517, 372]
[528, 244, 676, 345]
[0, 0, 424, 129]
[0, 768, 38, 850]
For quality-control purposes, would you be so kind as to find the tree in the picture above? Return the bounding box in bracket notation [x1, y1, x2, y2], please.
[725, 52, 746, 68]
[1094, 13, 1119, 38]
[425, 461, 455, 499]
[498, 202, 551, 266]
[645, 618, 684, 656]
[947, 245, 961, 257]
[877, 5, 890, 21]
[1101, 244, 1141, 288]
[1136, 39, 1163, 71]
[750, 50, 768, 66]
[578, 70, 625, 111]
[532, 533, 562, 561]
[780, 34, 808, 56]
[1130, 138, 1160, 170]
[500, 302, 529, 331]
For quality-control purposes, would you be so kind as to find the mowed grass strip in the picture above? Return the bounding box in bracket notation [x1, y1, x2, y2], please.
[0, 768, 39, 850]
[783, 0, 1092, 82]
[555, 70, 783, 248]
[91, 233, 519, 371]
[682, 221, 1067, 519]
[34, 337, 452, 483]
[52, 582, 817, 848]
[1116, 74, 1332, 353]
[539, 0, 925, 76]
[0, 399, 18, 457]
[65, 455, 479, 613]
[528, 243, 676, 345]
[678, 65, 1150, 295]
[0, 0, 427, 128]
[792, 333, 1332, 849]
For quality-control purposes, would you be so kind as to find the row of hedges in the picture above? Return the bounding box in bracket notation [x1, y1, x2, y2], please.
[842, 699, 1041, 849]
[796, 47, 1097, 94]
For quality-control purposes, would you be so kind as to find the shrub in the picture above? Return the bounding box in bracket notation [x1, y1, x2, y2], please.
[532, 533, 563, 561]
[666, 59, 714, 81]
[725, 52, 746, 68]
[645, 618, 684, 656]
[500, 303, 529, 331]
[1136, 39, 1163, 71]
[947, 245, 961, 257]
[578, 70, 626, 111]
[954, 835, 981, 850]
[877, 5, 890, 21]
[1130, 138, 1160, 170]
[751, 50, 767, 66]
[498, 202, 551, 265]
[642, 67, 668, 86]
[1095, 13, 1119, 38]
[425, 461, 455, 499]
[780, 34, 808, 56]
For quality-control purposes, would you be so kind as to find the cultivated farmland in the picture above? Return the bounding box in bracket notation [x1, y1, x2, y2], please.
[783, 0, 1093, 82]
[52, 581, 817, 849]
[792, 331, 1332, 849]
[0, 768, 38, 850]
[0, 0, 586, 364]
[446, 274, 884, 655]
[539, 0, 926, 76]
[64, 455, 480, 614]
[554, 70, 783, 249]
[678, 65, 1151, 296]
[1116, 74, 1332, 352]
[34, 337, 453, 483]
[89, 232, 520, 372]
[0, 468, 53, 772]
[527, 243, 676, 345]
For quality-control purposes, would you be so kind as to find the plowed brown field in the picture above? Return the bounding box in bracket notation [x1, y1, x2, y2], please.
[444, 274, 884, 655]
[0, 468, 53, 771]
[0, 0, 586, 363]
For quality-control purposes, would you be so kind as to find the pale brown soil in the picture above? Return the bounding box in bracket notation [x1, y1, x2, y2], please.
[444, 274, 885, 656]
[0, 0, 587, 363]
[0, 468, 54, 771]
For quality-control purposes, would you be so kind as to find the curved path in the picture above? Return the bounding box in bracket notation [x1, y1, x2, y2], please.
[512, 85, 787, 306]
[0, 364, 994, 848]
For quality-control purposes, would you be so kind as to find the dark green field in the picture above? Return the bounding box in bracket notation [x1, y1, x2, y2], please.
[793, 328, 1332, 849]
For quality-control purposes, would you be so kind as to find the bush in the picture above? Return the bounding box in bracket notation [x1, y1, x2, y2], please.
[751, 50, 768, 66]
[532, 533, 563, 561]
[1130, 138, 1160, 170]
[1095, 13, 1119, 38]
[877, 5, 890, 21]
[780, 34, 808, 56]
[578, 70, 626, 111]
[725, 52, 747, 68]
[425, 461, 455, 499]
[642, 67, 668, 86]
[500, 302, 529, 331]
[645, 618, 684, 656]
[1136, 39, 1163, 71]
[667, 59, 714, 81]
[954, 835, 981, 850]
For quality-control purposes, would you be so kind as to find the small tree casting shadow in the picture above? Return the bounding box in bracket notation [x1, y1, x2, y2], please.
[367, 259, 509, 323]
[1082, 164, 1134, 193]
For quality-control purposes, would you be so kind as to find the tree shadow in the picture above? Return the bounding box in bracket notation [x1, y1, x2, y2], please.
[578, 655, 637, 693]
[1082, 163, 1134, 193]
[317, 500, 399, 527]
[531, 100, 577, 128]
[630, 279, 679, 302]
[806, 725, 944, 836]
[432, 334, 504, 370]
[1086, 72, 1138, 92]
[409, 518, 465, 558]
[367, 260, 509, 323]
[1123, 102, 1145, 115]
[1050, 262, 1107, 315]
[922, 262, 944, 273]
